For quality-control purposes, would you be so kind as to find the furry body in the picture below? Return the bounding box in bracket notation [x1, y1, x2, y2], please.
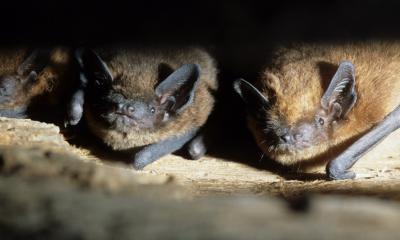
[70, 47, 218, 168]
[235, 41, 400, 178]
[0, 47, 77, 122]
[85, 47, 217, 149]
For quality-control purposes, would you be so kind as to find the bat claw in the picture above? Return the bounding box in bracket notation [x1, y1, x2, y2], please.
[63, 120, 69, 129]
[132, 163, 145, 170]
[327, 158, 357, 180]
[327, 169, 356, 180]
[132, 151, 152, 170]
[63, 119, 75, 128]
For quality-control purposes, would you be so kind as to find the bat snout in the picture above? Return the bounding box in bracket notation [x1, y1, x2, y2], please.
[115, 102, 148, 120]
[279, 133, 294, 144]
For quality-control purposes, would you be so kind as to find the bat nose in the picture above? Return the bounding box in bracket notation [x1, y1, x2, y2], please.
[126, 105, 135, 114]
[116, 103, 135, 116]
[293, 133, 303, 141]
[116, 102, 147, 119]
[280, 134, 293, 144]
[117, 103, 124, 111]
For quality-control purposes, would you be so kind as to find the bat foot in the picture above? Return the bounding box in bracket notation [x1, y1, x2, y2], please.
[132, 152, 152, 170]
[64, 118, 80, 128]
[66, 91, 84, 127]
[327, 167, 356, 180]
[329, 170, 356, 180]
[132, 161, 146, 170]
[65, 108, 83, 126]
[187, 135, 206, 160]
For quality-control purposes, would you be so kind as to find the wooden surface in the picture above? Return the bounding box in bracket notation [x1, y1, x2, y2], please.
[2, 177, 400, 240]
[142, 129, 400, 198]
[1, 117, 400, 198]
[1, 117, 400, 239]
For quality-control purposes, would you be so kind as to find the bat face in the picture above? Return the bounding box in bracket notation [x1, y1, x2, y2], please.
[0, 71, 40, 102]
[270, 112, 331, 153]
[0, 74, 31, 117]
[78, 49, 201, 134]
[89, 84, 173, 133]
[0, 50, 51, 118]
[252, 102, 336, 161]
[0, 74, 24, 105]
[234, 61, 357, 164]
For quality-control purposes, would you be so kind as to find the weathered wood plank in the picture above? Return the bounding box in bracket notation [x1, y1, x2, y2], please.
[0, 117, 400, 239]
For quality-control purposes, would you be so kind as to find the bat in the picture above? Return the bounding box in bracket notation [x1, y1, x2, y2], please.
[66, 46, 218, 169]
[234, 41, 400, 179]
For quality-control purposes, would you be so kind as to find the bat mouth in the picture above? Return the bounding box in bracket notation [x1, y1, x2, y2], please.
[99, 111, 139, 130]
[103, 110, 157, 132]
[113, 112, 139, 126]
[264, 139, 313, 155]
[293, 140, 312, 149]
[114, 111, 137, 122]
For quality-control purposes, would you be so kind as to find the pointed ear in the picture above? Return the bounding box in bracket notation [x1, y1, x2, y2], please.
[155, 64, 200, 114]
[321, 61, 357, 119]
[23, 71, 39, 89]
[233, 78, 270, 112]
[17, 49, 52, 77]
[75, 48, 113, 87]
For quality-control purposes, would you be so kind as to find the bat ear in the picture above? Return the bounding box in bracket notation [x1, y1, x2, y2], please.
[321, 61, 357, 119]
[23, 71, 39, 89]
[155, 63, 201, 114]
[75, 48, 113, 88]
[233, 78, 270, 112]
[17, 49, 51, 81]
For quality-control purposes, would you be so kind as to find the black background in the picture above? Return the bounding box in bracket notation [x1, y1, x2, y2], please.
[4, 0, 400, 77]
[4, 1, 400, 43]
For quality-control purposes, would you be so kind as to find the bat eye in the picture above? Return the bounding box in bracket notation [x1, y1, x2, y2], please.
[318, 118, 325, 126]
[150, 107, 155, 114]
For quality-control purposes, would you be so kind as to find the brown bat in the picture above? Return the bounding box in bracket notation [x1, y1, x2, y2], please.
[0, 48, 51, 118]
[234, 41, 400, 180]
[66, 46, 218, 169]
[0, 47, 77, 123]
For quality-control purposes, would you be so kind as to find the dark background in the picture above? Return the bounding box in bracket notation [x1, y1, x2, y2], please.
[4, 0, 400, 75]
[4, 0, 400, 166]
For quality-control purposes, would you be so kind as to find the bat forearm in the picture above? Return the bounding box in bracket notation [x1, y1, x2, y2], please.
[0, 106, 28, 118]
[133, 128, 199, 169]
[328, 105, 400, 179]
[65, 89, 85, 126]
[65, 73, 88, 127]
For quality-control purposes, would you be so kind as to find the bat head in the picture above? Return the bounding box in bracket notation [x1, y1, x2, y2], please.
[234, 61, 357, 165]
[77, 49, 201, 133]
[0, 50, 51, 118]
